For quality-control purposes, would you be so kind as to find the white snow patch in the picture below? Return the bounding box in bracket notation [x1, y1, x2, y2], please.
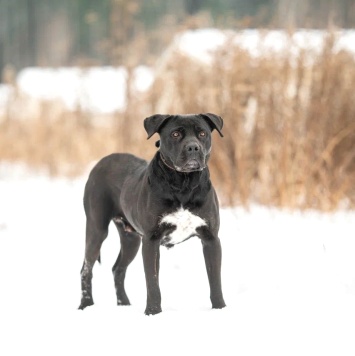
[172, 28, 355, 65]
[15, 65, 154, 114]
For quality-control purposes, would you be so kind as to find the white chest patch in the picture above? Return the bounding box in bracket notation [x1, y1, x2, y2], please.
[159, 207, 207, 246]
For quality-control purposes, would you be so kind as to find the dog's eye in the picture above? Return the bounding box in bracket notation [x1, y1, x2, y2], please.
[199, 131, 206, 137]
[171, 131, 181, 138]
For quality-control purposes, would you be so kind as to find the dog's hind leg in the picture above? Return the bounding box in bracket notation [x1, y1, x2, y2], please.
[112, 219, 141, 305]
[79, 220, 109, 310]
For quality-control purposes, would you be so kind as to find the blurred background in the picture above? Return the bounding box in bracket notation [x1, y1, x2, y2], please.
[0, 0, 355, 210]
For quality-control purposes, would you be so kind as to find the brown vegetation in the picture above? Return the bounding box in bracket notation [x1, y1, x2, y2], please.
[1, 33, 354, 210]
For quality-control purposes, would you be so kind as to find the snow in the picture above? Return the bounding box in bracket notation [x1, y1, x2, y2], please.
[169, 28, 355, 65]
[15, 65, 154, 114]
[1, 163, 355, 355]
[1, 29, 355, 354]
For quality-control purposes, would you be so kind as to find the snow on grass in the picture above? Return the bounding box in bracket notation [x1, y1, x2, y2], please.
[0, 164, 355, 355]
[168, 28, 355, 65]
[1, 29, 355, 118]
[15, 65, 154, 114]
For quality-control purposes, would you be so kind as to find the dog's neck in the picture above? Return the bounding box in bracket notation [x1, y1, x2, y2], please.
[159, 151, 176, 171]
[150, 152, 211, 207]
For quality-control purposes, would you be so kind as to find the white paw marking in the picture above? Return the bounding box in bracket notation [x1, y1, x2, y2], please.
[160, 207, 207, 246]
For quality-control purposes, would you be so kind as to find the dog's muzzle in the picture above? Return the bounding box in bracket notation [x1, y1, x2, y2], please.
[177, 159, 204, 172]
[160, 152, 205, 172]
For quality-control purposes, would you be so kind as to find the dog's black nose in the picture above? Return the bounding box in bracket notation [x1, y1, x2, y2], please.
[185, 142, 200, 152]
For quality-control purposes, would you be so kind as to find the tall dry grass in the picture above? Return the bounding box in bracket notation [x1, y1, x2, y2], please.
[145, 34, 355, 210]
[0, 32, 354, 210]
[0, 107, 155, 177]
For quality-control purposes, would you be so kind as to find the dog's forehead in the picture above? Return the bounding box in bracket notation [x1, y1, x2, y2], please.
[162, 115, 210, 131]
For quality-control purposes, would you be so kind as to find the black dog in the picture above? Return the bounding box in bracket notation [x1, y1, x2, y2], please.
[79, 113, 226, 315]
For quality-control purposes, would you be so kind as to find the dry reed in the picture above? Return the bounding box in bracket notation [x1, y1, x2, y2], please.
[1, 32, 354, 210]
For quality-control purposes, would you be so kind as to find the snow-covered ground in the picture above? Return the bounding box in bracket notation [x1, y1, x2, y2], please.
[1, 163, 355, 356]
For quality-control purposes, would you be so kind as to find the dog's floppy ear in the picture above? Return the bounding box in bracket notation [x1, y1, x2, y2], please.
[144, 114, 171, 139]
[200, 113, 224, 137]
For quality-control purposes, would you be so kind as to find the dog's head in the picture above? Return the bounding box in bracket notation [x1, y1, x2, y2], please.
[144, 113, 223, 173]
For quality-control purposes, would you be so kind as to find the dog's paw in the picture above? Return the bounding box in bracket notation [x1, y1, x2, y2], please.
[144, 305, 162, 315]
[117, 297, 131, 306]
[212, 298, 226, 309]
[116, 289, 131, 305]
[78, 298, 94, 310]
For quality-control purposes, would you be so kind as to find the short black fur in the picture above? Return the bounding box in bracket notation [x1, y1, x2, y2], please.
[79, 113, 226, 315]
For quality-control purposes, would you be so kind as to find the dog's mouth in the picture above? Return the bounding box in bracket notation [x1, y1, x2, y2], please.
[176, 159, 205, 172]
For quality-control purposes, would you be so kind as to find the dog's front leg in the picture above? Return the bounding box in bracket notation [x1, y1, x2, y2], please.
[142, 237, 162, 315]
[198, 226, 226, 310]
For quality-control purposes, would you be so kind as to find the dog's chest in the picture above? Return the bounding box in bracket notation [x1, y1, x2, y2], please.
[159, 207, 206, 247]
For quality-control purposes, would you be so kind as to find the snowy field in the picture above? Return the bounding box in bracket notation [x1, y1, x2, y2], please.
[1, 163, 355, 356]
